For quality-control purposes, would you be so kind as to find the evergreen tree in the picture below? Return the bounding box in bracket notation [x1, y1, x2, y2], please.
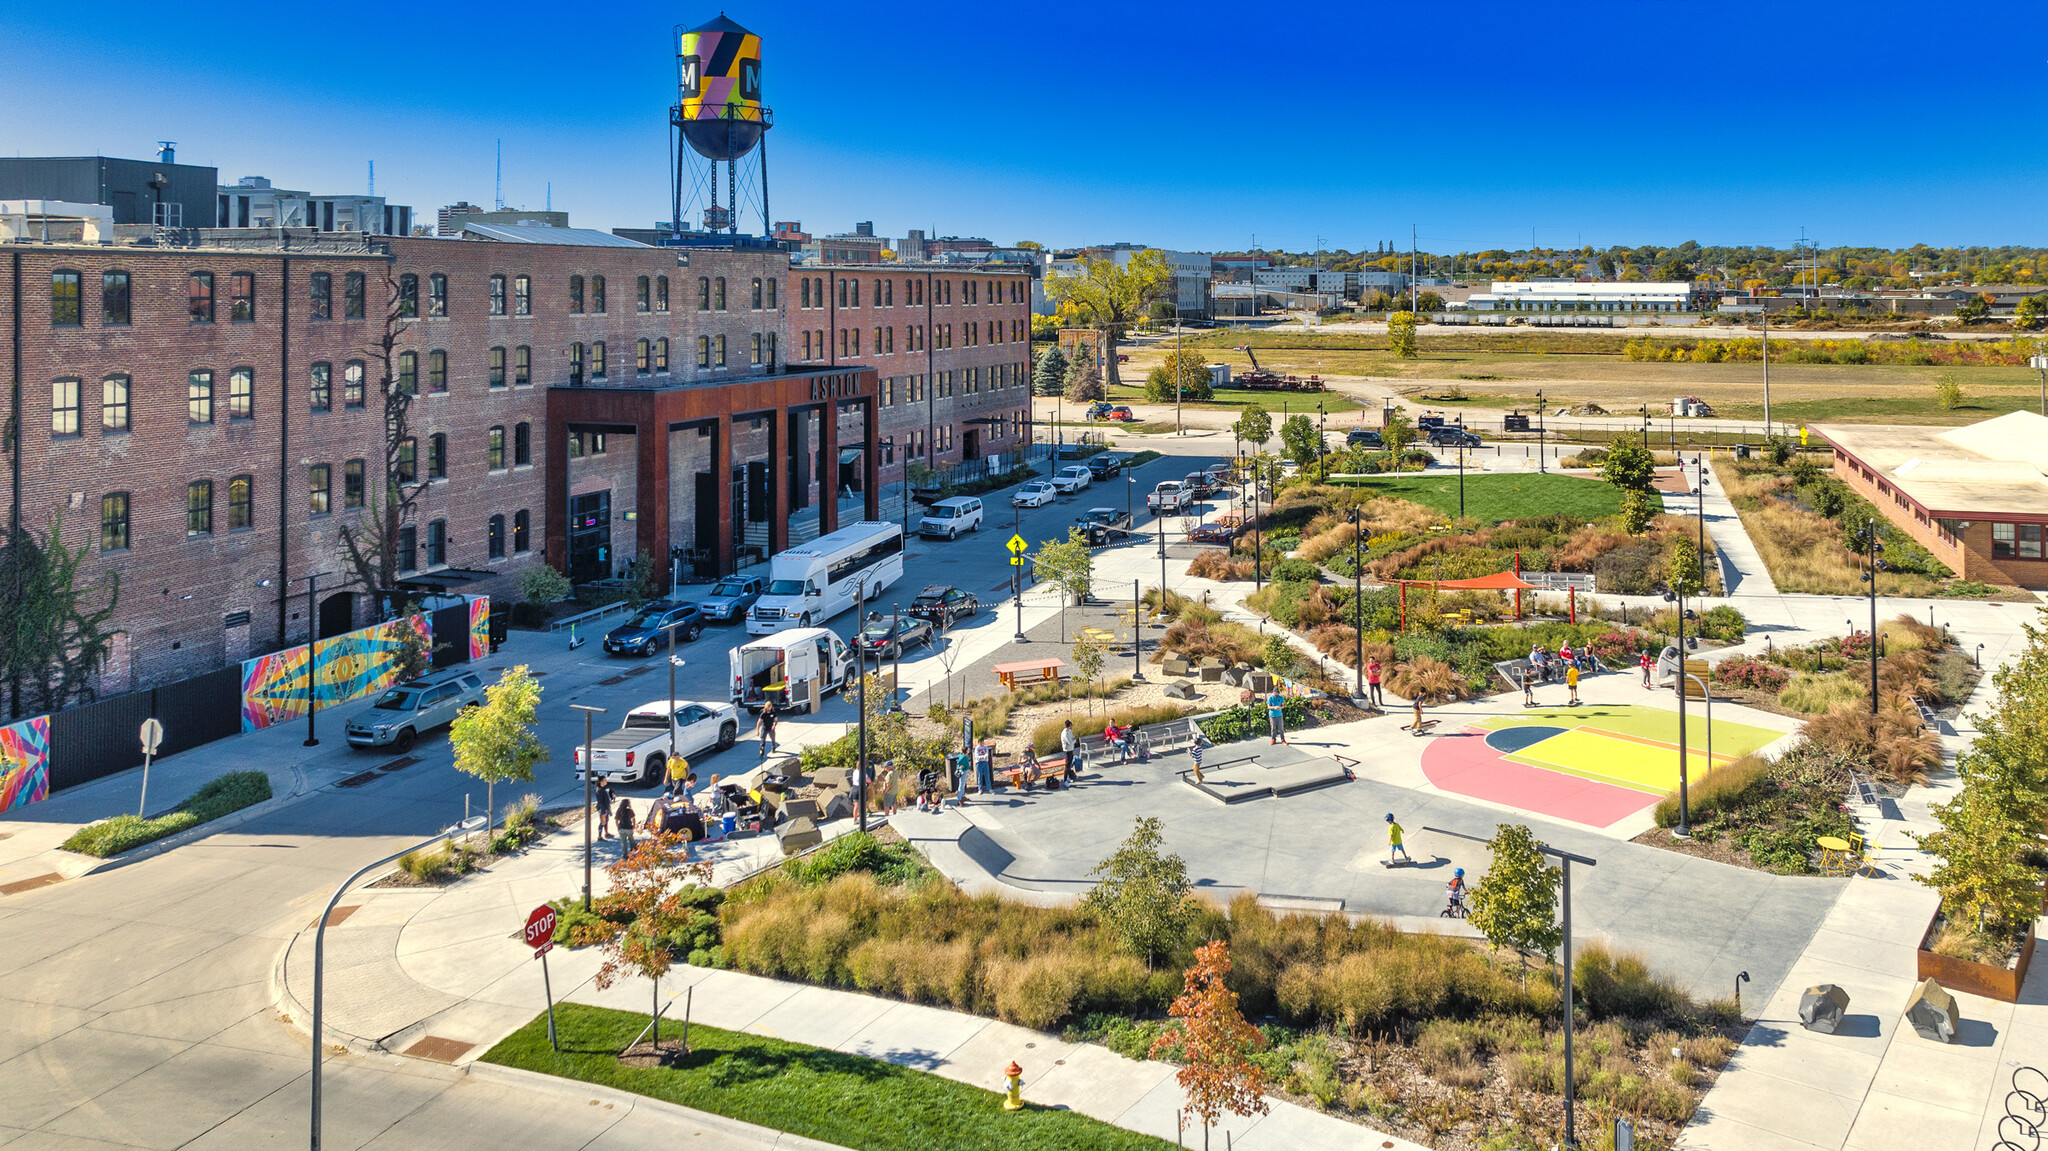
[1033, 345, 1069, 396]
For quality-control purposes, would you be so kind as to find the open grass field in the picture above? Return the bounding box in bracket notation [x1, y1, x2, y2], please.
[1327, 471, 1652, 524]
[1100, 380, 1367, 415]
[483, 1004, 1174, 1151]
[1110, 330, 2048, 426]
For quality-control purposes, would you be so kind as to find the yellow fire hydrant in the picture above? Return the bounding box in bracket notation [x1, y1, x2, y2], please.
[1002, 1061, 1025, 1111]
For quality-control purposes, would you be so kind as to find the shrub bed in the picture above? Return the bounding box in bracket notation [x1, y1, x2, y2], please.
[61, 770, 273, 858]
[1649, 745, 1859, 874]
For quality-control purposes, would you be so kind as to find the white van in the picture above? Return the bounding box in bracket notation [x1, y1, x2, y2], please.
[746, 520, 905, 635]
[917, 496, 984, 540]
[729, 628, 858, 714]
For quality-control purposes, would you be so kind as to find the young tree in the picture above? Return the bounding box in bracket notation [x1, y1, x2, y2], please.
[1232, 404, 1273, 449]
[1667, 536, 1706, 598]
[520, 564, 572, 610]
[2013, 294, 2047, 331]
[0, 510, 120, 718]
[1160, 349, 1214, 401]
[337, 273, 425, 617]
[626, 550, 667, 609]
[449, 665, 549, 837]
[1083, 815, 1195, 967]
[1935, 373, 1963, 410]
[592, 831, 715, 1052]
[1618, 488, 1655, 535]
[1151, 941, 1270, 1134]
[1045, 250, 1173, 389]
[1600, 440, 1656, 492]
[1382, 412, 1417, 455]
[1387, 310, 1419, 358]
[1467, 823, 1562, 964]
[1917, 782, 2043, 940]
[1032, 527, 1095, 605]
[1279, 414, 1322, 468]
[1064, 357, 1105, 403]
[1070, 631, 1104, 711]
[1413, 290, 1446, 313]
[1033, 345, 1069, 396]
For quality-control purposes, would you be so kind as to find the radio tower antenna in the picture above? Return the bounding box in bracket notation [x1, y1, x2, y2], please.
[495, 140, 505, 210]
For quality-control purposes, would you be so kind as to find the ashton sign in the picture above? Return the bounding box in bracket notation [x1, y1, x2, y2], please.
[809, 372, 863, 400]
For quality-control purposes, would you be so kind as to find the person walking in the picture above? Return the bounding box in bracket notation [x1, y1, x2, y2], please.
[1639, 651, 1653, 688]
[954, 749, 972, 806]
[1267, 688, 1287, 745]
[1566, 661, 1581, 706]
[665, 755, 691, 799]
[1521, 664, 1536, 707]
[1190, 729, 1211, 784]
[973, 736, 997, 799]
[1385, 813, 1411, 864]
[1060, 720, 1079, 782]
[615, 798, 637, 858]
[876, 763, 900, 816]
[594, 779, 616, 840]
[1365, 658, 1384, 708]
[755, 701, 779, 760]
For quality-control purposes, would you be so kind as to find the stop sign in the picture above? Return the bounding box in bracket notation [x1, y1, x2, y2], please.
[524, 905, 558, 957]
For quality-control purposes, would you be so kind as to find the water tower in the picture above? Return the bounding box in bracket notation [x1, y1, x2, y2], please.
[671, 14, 773, 238]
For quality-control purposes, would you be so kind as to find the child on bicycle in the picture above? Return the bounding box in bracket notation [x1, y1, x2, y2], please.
[1446, 867, 1469, 916]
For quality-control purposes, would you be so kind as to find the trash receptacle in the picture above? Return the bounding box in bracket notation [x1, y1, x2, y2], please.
[1735, 443, 1751, 460]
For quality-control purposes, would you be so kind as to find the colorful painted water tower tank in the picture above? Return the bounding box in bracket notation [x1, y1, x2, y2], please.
[676, 14, 771, 161]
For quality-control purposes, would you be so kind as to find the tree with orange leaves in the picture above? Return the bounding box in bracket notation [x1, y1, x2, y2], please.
[1151, 940, 1270, 1134]
[593, 830, 714, 1050]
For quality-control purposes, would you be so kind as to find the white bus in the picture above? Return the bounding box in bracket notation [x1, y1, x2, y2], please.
[746, 521, 905, 635]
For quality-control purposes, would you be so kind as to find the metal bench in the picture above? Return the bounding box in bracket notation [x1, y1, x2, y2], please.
[1908, 696, 1953, 736]
[1135, 717, 1200, 759]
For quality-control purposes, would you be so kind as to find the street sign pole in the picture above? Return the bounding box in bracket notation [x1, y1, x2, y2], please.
[137, 718, 164, 817]
[1008, 534, 1028, 641]
[525, 904, 560, 1051]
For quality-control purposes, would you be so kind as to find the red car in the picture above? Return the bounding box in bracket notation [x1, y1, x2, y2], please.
[1098, 405, 1136, 422]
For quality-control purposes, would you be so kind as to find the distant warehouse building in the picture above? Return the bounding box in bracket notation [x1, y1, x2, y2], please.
[1467, 281, 1692, 315]
[1815, 412, 2048, 590]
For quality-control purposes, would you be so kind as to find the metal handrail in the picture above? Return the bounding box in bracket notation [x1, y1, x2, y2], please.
[547, 599, 632, 633]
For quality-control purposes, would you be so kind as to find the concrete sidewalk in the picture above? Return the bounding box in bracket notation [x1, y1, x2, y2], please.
[273, 816, 1427, 1151]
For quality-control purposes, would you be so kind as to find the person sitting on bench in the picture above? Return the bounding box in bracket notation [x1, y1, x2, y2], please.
[916, 765, 943, 812]
[1104, 720, 1133, 763]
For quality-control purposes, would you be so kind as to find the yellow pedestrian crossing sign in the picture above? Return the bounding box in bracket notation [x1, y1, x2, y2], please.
[1799, 425, 1809, 445]
[1008, 533, 1027, 566]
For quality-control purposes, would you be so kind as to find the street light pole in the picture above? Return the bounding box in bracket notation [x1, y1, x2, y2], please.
[570, 704, 606, 909]
[1535, 389, 1547, 473]
[890, 603, 903, 713]
[855, 579, 869, 833]
[302, 572, 322, 748]
[1663, 587, 1691, 840]
[1862, 519, 1882, 716]
[310, 816, 486, 1150]
[664, 621, 681, 770]
[1132, 579, 1145, 681]
[1458, 440, 1467, 520]
[1351, 508, 1363, 698]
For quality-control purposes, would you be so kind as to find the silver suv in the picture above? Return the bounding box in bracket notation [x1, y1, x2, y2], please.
[346, 670, 486, 751]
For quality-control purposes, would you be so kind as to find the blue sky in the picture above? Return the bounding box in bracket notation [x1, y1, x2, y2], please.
[5, 1, 2043, 252]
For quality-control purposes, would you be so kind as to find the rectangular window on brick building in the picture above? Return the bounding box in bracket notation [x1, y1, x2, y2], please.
[2024, 525, 2045, 560]
[397, 526, 416, 572]
[310, 271, 332, 321]
[228, 476, 254, 531]
[428, 273, 447, 317]
[228, 367, 254, 420]
[429, 434, 447, 480]
[490, 347, 506, 388]
[397, 273, 418, 318]
[344, 460, 365, 509]
[569, 275, 584, 313]
[101, 492, 129, 551]
[490, 275, 506, 316]
[592, 341, 607, 379]
[102, 271, 130, 325]
[698, 276, 711, 310]
[428, 350, 447, 393]
[426, 520, 447, 568]
[513, 509, 530, 553]
[637, 276, 650, 312]
[697, 336, 710, 368]
[751, 334, 761, 365]
[489, 515, 505, 559]
[655, 338, 668, 372]
[344, 271, 365, 319]
[714, 277, 726, 310]
[752, 278, 763, 309]
[766, 278, 777, 309]
[51, 379, 81, 437]
[344, 361, 365, 408]
[397, 351, 417, 395]
[189, 272, 214, 323]
[656, 275, 669, 312]
[186, 480, 213, 536]
[103, 375, 130, 431]
[514, 275, 531, 315]
[51, 270, 82, 326]
[488, 426, 506, 470]
[715, 335, 726, 367]
[592, 276, 606, 314]
[515, 422, 531, 466]
[637, 339, 650, 376]
[515, 345, 531, 385]
[188, 370, 214, 423]
[397, 438, 417, 484]
[309, 465, 330, 516]
[229, 272, 254, 321]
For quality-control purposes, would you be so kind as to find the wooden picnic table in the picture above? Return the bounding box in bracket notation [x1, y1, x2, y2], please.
[994, 658, 1067, 691]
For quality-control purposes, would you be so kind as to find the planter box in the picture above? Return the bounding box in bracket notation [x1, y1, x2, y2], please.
[1916, 908, 2036, 1003]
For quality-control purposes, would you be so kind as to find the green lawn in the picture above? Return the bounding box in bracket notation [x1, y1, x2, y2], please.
[1705, 391, 2048, 424]
[1103, 382, 1367, 415]
[482, 1005, 1174, 1151]
[1329, 471, 1653, 524]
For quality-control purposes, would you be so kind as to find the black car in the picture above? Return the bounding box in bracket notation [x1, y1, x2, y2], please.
[1077, 507, 1135, 545]
[852, 612, 935, 659]
[1428, 427, 1482, 448]
[1346, 428, 1384, 448]
[907, 584, 979, 627]
[602, 600, 705, 656]
[1086, 453, 1124, 479]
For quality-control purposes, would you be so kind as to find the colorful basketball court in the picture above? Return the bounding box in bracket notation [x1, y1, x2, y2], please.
[1420, 704, 1787, 828]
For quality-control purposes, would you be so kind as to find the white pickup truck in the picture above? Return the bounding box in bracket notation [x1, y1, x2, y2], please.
[573, 699, 741, 787]
[1147, 480, 1193, 514]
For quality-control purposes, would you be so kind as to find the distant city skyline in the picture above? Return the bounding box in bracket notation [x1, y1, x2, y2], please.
[4, 0, 2043, 251]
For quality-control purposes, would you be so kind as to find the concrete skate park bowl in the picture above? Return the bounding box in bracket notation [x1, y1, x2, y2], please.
[1421, 704, 1785, 828]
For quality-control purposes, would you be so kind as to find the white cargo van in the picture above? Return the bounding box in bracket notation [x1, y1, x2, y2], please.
[729, 628, 859, 714]
[917, 496, 984, 540]
[747, 521, 904, 635]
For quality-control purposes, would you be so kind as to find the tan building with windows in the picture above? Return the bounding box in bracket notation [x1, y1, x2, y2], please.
[1814, 411, 2048, 589]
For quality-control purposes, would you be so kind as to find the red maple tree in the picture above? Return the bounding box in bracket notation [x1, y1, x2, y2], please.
[593, 831, 714, 1047]
[1151, 940, 1270, 1130]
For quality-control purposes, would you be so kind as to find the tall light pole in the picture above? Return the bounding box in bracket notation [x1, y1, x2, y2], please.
[1859, 519, 1883, 716]
[570, 703, 606, 909]
[854, 578, 870, 833]
[1661, 587, 1692, 840]
[1761, 307, 1773, 440]
[1535, 388, 1547, 473]
[1458, 439, 1467, 520]
[1131, 578, 1145, 681]
[311, 815, 485, 1150]
[1350, 507, 1363, 697]
[663, 620, 682, 771]
[301, 572, 324, 748]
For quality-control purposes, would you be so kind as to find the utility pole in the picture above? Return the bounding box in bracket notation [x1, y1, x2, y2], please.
[570, 704, 606, 910]
[1762, 307, 1772, 441]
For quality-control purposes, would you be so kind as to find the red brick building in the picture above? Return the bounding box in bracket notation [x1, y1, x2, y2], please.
[1, 229, 1030, 695]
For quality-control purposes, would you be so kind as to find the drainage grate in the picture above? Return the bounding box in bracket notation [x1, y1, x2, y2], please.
[0, 872, 62, 896]
[596, 674, 627, 687]
[377, 755, 420, 773]
[402, 1035, 476, 1063]
[324, 904, 360, 928]
[336, 771, 381, 788]
[621, 665, 653, 678]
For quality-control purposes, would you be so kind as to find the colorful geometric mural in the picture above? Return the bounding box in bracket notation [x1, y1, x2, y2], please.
[469, 596, 491, 661]
[240, 615, 430, 732]
[0, 715, 50, 813]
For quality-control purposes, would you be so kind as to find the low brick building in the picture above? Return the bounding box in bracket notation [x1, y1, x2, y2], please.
[1, 228, 1029, 695]
[1815, 411, 2048, 590]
